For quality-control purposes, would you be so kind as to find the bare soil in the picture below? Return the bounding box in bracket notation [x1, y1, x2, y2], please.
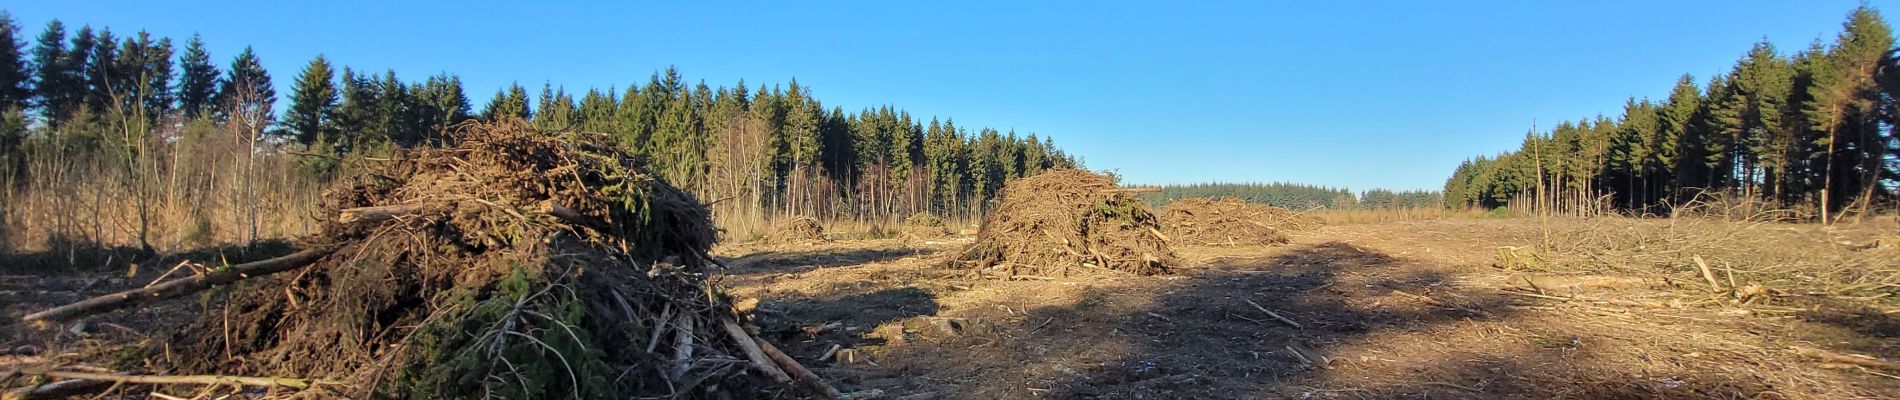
[7, 217, 1896, 399]
[717, 218, 1900, 399]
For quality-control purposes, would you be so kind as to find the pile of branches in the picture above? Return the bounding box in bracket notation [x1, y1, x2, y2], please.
[764, 216, 828, 245]
[951, 169, 1177, 276]
[9, 121, 836, 400]
[1160, 197, 1317, 246]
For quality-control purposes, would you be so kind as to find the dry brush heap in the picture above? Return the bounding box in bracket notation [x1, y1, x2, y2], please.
[1159, 197, 1320, 246]
[13, 121, 835, 399]
[952, 169, 1178, 276]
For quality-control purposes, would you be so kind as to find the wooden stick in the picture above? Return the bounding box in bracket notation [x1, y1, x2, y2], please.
[24, 248, 332, 323]
[753, 336, 843, 400]
[1792, 346, 1900, 371]
[718, 316, 792, 383]
[1, 379, 110, 400]
[1244, 300, 1303, 329]
[1692, 255, 1722, 290]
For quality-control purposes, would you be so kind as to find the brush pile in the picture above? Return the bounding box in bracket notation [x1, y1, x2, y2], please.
[1159, 197, 1318, 246]
[14, 121, 833, 399]
[952, 169, 1177, 276]
[764, 216, 828, 244]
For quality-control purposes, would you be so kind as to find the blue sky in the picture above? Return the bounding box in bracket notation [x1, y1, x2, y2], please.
[6, 1, 1892, 191]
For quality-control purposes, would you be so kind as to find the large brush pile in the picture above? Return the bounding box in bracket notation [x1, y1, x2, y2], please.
[1159, 197, 1319, 246]
[952, 169, 1177, 276]
[122, 121, 805, 399]
[764, 216, 828, 244]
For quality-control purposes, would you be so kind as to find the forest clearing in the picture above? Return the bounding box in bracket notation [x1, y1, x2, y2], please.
[6, 198, 1898, 398]
[6, 2, 1900, 399]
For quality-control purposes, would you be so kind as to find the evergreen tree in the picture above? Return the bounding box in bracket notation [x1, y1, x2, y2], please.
[0, 12, 30, 113]
[1660, 74, 1701, 196]
[283, 55, 337, 145]
[30, 20, 82, 125]
[480, 82, 529, 121]
[216, 46, 275, 133]
[176, 33, 219, 119]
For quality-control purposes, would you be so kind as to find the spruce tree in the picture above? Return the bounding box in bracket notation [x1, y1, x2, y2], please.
[216, 46, 275, 134]
[0, 12, 29, 113]
[283, 55, 337, 145]
[176, 33, 219, 119]
[1660, 74, 1701, 195]
[30, 20, 78, 125]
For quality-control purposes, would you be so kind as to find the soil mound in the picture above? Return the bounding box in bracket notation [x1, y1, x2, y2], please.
[143, 121, 799, 399]
[1159, 197, 1317, 246]
[765, 216, 828, 244]
[951, 169, 1177, 276]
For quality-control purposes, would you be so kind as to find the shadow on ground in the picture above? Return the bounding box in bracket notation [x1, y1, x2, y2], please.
[843, 241, 1808, 399]
[724, 245, 940, 278]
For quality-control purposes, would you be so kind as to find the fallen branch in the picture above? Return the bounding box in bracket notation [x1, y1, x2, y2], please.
[753, 336, 843, 400]
[1692, 255, 1722, 290]
[2, 370, 309, 400]
[1793, 346, 1900, 371]
[24, 248, 333, 323]
[1, 379, 110, 400]
[718, 316, 792, 383]
[1244, 300, 1303, 329]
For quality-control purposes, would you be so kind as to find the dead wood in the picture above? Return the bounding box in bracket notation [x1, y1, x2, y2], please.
[719, 316, 793, 384]
[755, 336, 844, 400]
[22, 248, 333, 323]
[1792, 346, 1900, 371]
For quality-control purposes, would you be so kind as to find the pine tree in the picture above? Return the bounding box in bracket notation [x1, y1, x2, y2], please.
[30, 20, 80, 125]
[480, 82, 529, 122]
[332, 68, 381, 152]
[283, 55, 337, 145]
[409, 73, 471, 143]
[120, 31, 174, 120]
[1660, 74, 1701, 196]
[0, 12, 30, 113]
[176, 33, 219, 119]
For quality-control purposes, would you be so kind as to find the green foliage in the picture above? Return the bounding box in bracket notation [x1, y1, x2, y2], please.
[284, 55, 337, 145]
[1446, 6, 1900, 218]
[395, 267, 613, 399]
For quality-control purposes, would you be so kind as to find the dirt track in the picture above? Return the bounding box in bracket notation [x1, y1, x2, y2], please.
[718, 219, 1900, 399]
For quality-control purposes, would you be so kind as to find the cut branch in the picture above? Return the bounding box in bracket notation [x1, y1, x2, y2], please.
[24, 248, 333, 323]
[754, 336, 843, 400]
[718, 316, 792, 383]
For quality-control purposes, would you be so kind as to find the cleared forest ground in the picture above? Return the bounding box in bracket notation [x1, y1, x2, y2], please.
[716, 218, 1900, 399]
[4, 217, 1896, 399]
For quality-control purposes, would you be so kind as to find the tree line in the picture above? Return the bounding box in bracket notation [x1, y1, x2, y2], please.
[1445, 6, 1900, 222]
[1139, 182, 1442, 210]
[0, 11, 1081, 250]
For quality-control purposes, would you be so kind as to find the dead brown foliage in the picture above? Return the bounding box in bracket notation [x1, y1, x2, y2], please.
[1160, 197, 1320, 246]
[765, 216, 829, 244]
[952, 169, 1177, 276]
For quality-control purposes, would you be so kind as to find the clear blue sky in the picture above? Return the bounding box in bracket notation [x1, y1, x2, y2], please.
[8, 1, 1893, 191]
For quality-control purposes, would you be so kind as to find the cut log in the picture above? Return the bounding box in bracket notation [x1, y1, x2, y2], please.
[719, 316, 793, 383]
[23, 248, 333, 323]
[754, 336, 844, 400]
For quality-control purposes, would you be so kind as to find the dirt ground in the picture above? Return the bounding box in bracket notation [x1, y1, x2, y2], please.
[716, 218, 1900, 399]
[5, 218, 1897, 399]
